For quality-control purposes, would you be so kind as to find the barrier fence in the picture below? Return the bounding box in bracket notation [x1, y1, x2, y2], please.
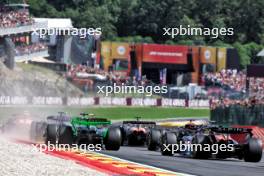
[3, 96, 263, 127]
[211, 104, 264, 127]
[0, 96, 209, 108]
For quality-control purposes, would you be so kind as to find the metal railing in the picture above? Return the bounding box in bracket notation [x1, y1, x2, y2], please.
[0, 21, 47, 36]
[15, 50, 49, 62]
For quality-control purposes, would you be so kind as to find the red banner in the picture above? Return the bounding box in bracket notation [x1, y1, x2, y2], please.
[142, 44, 188, 64]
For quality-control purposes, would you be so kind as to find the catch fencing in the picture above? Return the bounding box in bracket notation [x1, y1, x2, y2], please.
[211, 104, 264, 127]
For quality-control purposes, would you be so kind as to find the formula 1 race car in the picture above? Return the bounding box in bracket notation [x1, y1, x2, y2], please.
[148, 122, 263, 162]
[2, 112, 35, 137]
[147, 119, 208, 151]
[120, 117, 156, 146]
[30, 120, 47, 142]
[31, 112, 122, 150]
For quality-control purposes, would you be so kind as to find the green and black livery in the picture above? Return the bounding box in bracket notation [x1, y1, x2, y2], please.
[45, 112, 121, 150]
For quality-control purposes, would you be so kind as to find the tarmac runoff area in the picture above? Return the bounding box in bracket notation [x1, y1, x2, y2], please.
[0, 136, 107, 176]
[102, 146, 264, 176]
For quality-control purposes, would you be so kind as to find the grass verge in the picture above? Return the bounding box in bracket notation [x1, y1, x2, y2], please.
[0, 106, 209, 121]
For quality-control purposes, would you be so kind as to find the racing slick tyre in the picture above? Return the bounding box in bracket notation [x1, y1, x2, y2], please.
[30, 121, 47, 142]
[105, 127, 122, 150]
[29, 121, 37, 141]
[147, 129, 161, 151]
[192, 134, 212, 159]
[120, 127, 126, 146]
[57, 126, 74, 146]
[160, 132, 177, 156]
[244, 138, 262, 162]
[45, 124, 57, 145]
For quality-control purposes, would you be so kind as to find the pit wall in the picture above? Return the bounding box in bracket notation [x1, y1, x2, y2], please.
[0, 96, 209, 108]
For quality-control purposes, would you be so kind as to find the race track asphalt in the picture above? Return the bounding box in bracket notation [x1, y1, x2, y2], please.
[102, 146, 264, 176]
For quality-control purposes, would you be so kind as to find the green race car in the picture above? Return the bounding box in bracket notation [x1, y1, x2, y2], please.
[33, 112, 122, 150]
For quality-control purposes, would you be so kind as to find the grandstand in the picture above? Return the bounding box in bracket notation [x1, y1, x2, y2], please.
[0, 3, 48, 68]
[0, 3, 98, 68]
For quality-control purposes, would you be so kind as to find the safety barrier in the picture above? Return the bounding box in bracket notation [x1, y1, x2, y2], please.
[211, 105, 264, 127]
[0, 96, 28, 105]
[0, 96, 209, 108]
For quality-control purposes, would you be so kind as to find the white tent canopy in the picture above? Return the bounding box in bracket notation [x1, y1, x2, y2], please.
[257, 49, 264, 57]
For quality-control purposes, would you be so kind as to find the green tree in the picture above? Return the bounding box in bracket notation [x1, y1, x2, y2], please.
[233, 42, 250, 68]
[4, 0, 264, 55]
[244, 42, 264, 64]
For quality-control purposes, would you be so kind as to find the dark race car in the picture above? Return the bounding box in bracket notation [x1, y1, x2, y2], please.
[147, 119, 208, 151]
[148, 122, 263, 162]
[120, 117, 156, 146]
[2, 112, 36, 139]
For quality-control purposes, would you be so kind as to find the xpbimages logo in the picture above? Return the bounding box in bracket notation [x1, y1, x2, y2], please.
[163, 25, 234, 39]
[97, 83, 168, 96]
[162, 141, 234, 155]
[31, 141, 102, 153]
[32, 27, 102, 39]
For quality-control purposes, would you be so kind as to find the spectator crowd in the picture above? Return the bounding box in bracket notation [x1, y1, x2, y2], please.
[208, 70, 264, 126]
[203, 69, 264, 127]
[210, 96, 264, 109]
[203, 69, 264, 98]
[0, 6, 34, 28]
[249, 77, 264, 98]
[67, 64, 151, 93]
[203, 69, 247, 92]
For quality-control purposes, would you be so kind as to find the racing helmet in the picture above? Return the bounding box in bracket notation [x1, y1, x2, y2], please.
[185, 120, 196, 130]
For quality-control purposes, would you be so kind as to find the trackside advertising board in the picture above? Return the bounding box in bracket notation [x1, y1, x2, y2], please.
[191, 47, 199, 83]
[200, 47, 217, 64]
[111, 42, 130, 59]
[141, 44, 188, 64]
[216, 47, 227, 72]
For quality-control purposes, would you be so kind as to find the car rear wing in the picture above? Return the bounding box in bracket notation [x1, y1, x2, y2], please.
[71, 117, 111, 126]
[157, 119, 209, 127]
[123, 121, 156, 125]
[210, 126, 253, 135]
[47, 115, 71, 122]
